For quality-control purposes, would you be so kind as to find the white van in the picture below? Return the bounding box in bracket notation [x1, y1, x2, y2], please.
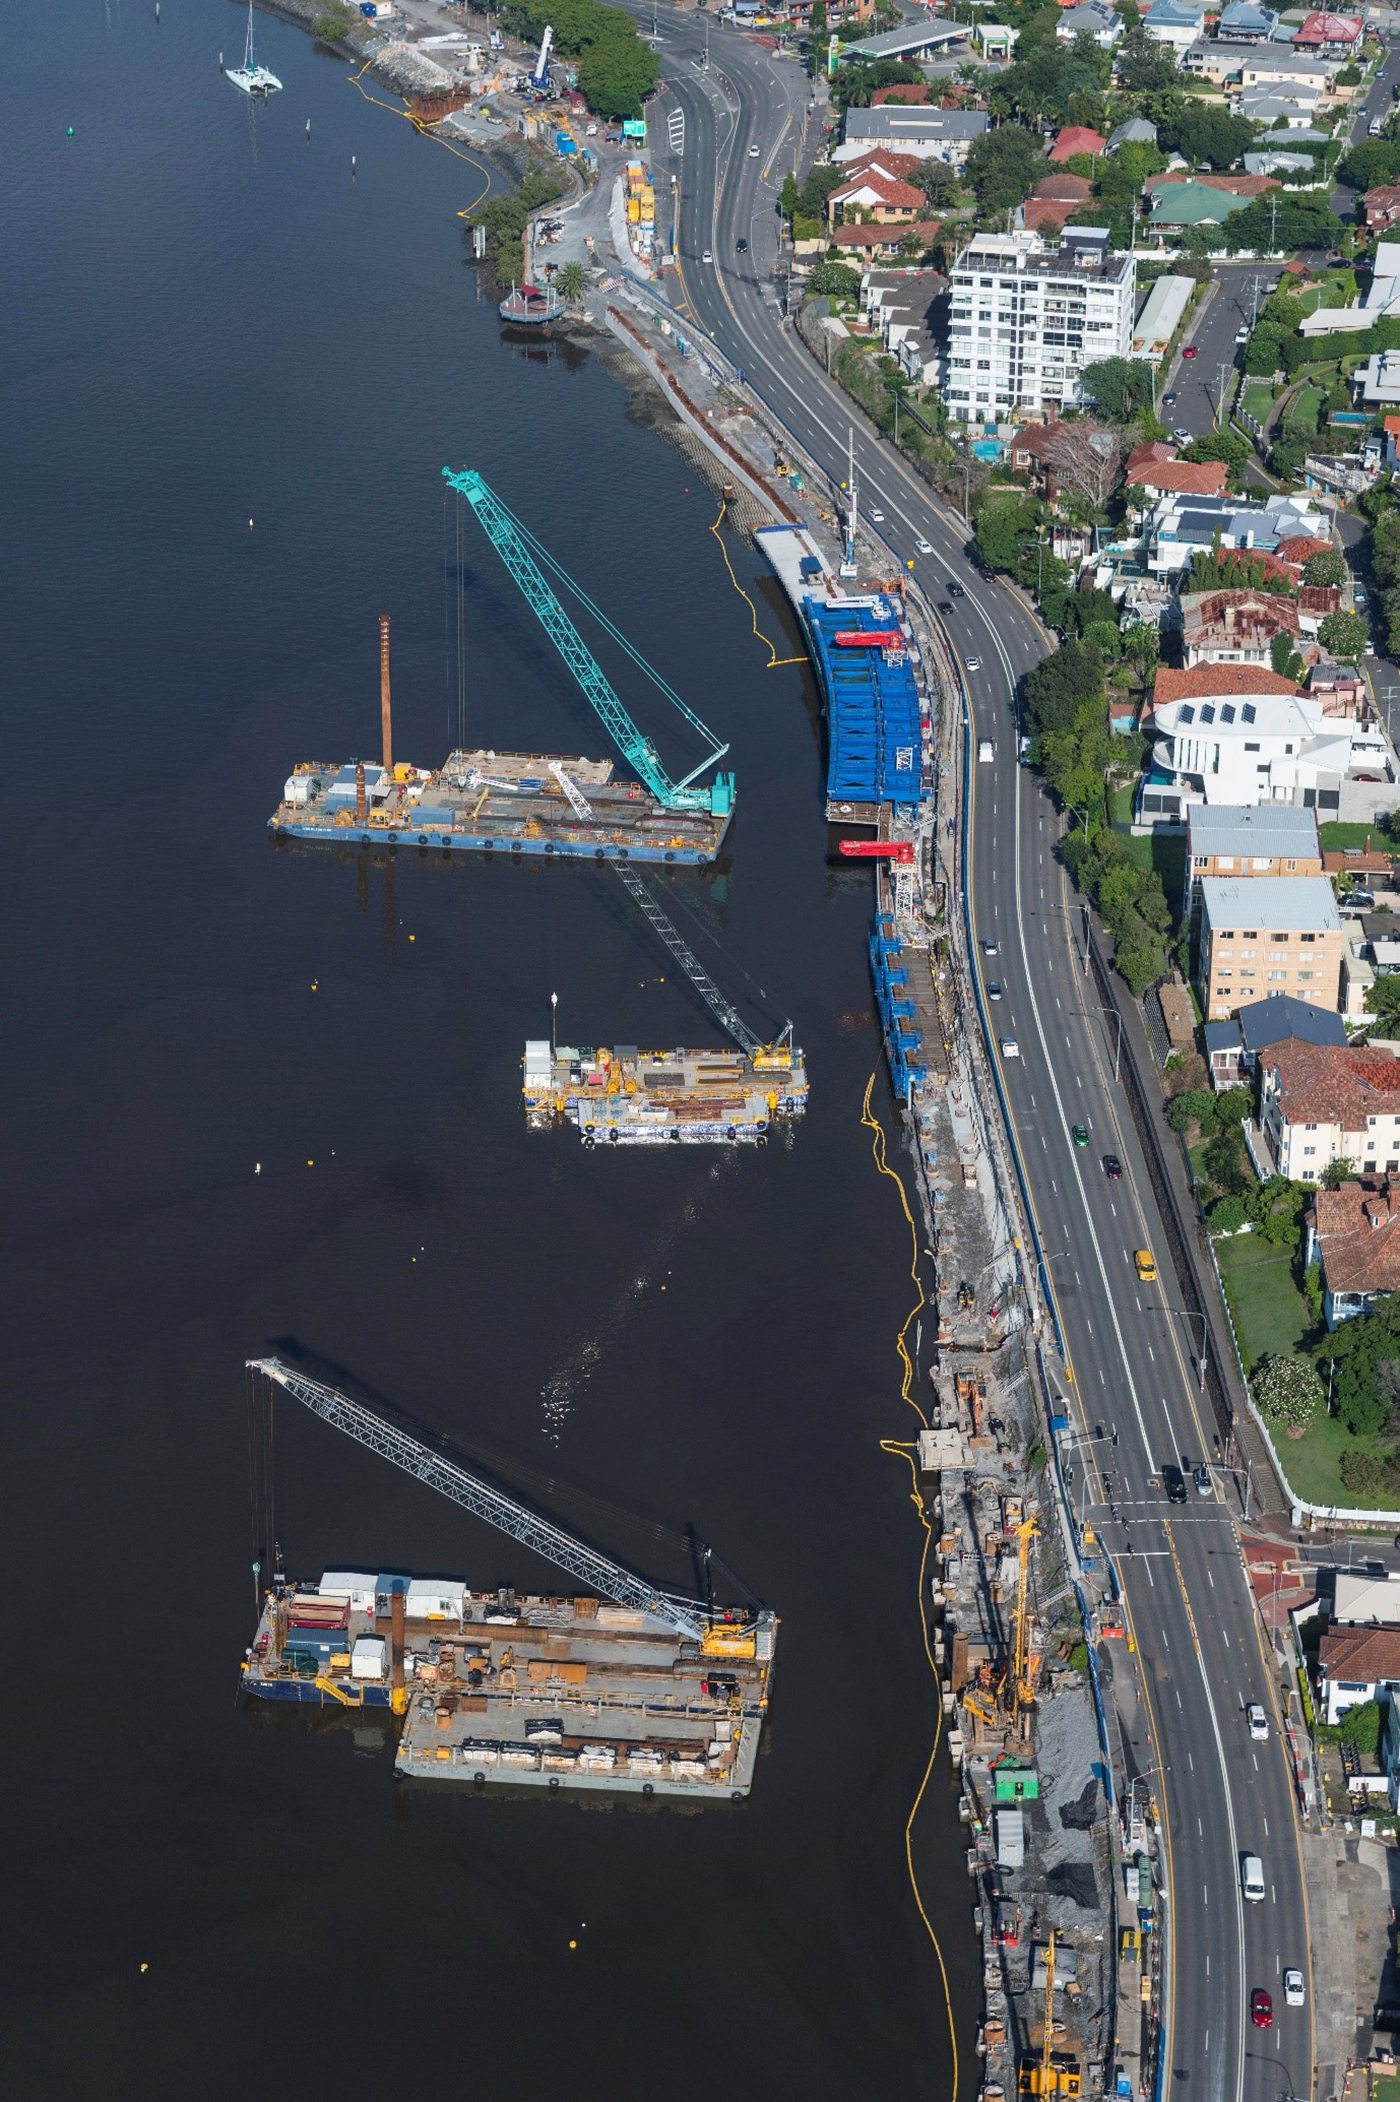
[1241, 1853, 1265, 1903]
[978, 739, 995, 763]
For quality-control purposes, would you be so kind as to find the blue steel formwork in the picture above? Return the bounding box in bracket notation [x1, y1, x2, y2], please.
[801, 595, 922, 809]
[870, 911, 926, 1098]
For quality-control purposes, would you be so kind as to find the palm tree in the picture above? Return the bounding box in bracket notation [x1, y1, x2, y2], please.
[557, 261, 588, 307]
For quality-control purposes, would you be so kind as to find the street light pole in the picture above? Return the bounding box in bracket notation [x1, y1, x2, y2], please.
[1095, 1003, 1123, 1083]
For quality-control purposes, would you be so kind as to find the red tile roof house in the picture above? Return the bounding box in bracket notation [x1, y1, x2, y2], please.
[1365, 186, 1400, 233]
[828, 221, 943, 264]
[1021, 173, 1095, 234]
[1318, 1623, 1400, 1727]
[1306, 1172, 1400, 1329]
[1258, 1039, 1400, 1184]
[1178, 589, 1310, 667]
[1148, 663, 1301, 719]
[1292, 10, 1365, 56]
[827, 149, 924, 187]
[826, 170, 929, 229]
[1048, 126, 1107, 163]
[1035, 173, 1095, 204]
[1125, 458, 1231, 505]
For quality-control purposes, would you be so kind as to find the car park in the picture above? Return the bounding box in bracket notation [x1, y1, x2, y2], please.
[1247, 1702, 1269, 1741]
[1251, 1989, 1273, 2029]
[1102, 1154, 1122, 1179]
[1000, 1037, 1020, 1059]
[1134, 1248, 1156, 1282]
[1284, 1969, 1305, 2009]
[1163, 1464, 1188, 1504]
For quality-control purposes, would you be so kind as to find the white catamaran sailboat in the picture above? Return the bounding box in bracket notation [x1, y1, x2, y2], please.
[227, 2, 282, 96]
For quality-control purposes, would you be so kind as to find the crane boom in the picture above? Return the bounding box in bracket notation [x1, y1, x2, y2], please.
[551, 764, 772, 1057]
[248, 1356, 712, 1642]
[442, 467, 734, 818]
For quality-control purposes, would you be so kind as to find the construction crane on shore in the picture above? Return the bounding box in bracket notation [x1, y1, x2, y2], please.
[549, 763, 793, 1061]
[442, 466, 735, 819]
[248, 1357, 769, 1657]
[1011, 1515, 1039, 1725]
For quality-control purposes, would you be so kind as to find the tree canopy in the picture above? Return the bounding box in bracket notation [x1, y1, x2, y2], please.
[1079, 357, 1155, 423]
[1158, 106, 1255, 172]
[496, 0, 658, 117]
[963, 124, 1044, 216]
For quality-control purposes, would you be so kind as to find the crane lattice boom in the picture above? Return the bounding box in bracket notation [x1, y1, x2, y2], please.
[551, 764, 772, 1057]
[442, 467, 734, 819]
[248, 1356, 712, 1642]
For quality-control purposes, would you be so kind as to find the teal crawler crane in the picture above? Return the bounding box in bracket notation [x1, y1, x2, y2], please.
[441, 466, 735, 819]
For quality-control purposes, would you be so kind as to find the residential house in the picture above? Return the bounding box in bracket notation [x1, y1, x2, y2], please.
[1181, 39, 1252, 84]
[1022, 172, 1094, 233]
[1307, 1173, 1400, 1326]
[1318, 1625, 1400, 1727]
[1322, 847, 1398, 889]
[1308, 661, 1368, 717]
[1148, 171, 1280, 202]
[1357, 349, 1400, 409]
[1048, 126, 1108, 163]
[1245, 151, 1319, 178]
[1152, 664, 1304, 712]
[860, 267, 947, 384]
[1386, 414, 1400, 467]
[1006, 421, 1120, 502]
[1148, 182, 1253, 235]
[1203, 988, 1344, 1088]
[1150, 682, 1392, 815]
[1123, 449, 1230, 500]
[1365, 186, 1400, 233]
[1179, 590, 1309, 668]
[1257, 1038, 1400, 1180]
[1106, 117, 1159, 153]
[1131, 277, 1196, 364]
[1185, 804, 1322, 918]
[1216, 1, 1281, 38]
[1140, 0, 1206, 53]
[1291, 11, 1365, 57]
[826, 169, 928, 229]
[1299, 241, 1400, 339]
[828, 221, 942, 265]
[835, 107, 990, 166]
[1199, 876, 1344, 1020]
[1056, 1, 1124, 45]
[1238, 90, 1322, 128]
[942, 226, 1135, 424]
[1147, 490, 1330, 574]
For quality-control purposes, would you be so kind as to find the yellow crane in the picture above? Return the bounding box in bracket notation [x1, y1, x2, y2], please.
[1011, 1515, 1039, 1722]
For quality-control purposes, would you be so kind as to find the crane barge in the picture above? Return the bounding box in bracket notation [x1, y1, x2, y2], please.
[268, 470, 735, 866]
[240, 1358, 778, 1799]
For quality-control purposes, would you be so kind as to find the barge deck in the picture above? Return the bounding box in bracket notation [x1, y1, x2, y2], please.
[270, 750, 732, 866]
[522, 1038, 808, 1144]
[243, 1573, 777, 1799]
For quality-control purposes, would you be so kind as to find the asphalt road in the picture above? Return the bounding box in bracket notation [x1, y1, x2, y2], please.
[627, 14, 1318, 2098]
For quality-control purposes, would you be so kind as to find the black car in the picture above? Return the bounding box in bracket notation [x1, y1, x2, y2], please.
[1102, 1153, 1122, 1179]
[938, 600, 954, 613]
[1162, 1464, 1188, 1505]
[735, 236, 748, 253]
[948, 581, 965, 597]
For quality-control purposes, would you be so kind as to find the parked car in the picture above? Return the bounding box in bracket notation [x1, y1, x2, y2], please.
[1235, 326, 1249, 345]
[1172, 427, 1192, 445]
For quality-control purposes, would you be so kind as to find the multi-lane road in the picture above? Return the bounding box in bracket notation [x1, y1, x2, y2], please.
[629, 13, 1316, 2098]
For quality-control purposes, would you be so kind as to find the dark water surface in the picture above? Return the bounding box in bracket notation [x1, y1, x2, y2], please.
[4, 5, 976, 2094]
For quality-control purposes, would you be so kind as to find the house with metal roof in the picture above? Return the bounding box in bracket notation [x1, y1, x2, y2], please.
[1205, 989, 1345, 1087]
[839, 19, 970, 62]
[1217, 2, 1282, 40]
[1056, 0, 1124, 44]
[1186, 805, 1323, 917]
[1149, 181, 1253, 230]
[1107, 117, 1159, 152]
[834, 106, 990, 166]
[1142, 0, 1206, 53]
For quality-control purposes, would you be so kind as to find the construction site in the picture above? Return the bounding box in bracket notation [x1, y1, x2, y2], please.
[240, 1359, 777, 1800]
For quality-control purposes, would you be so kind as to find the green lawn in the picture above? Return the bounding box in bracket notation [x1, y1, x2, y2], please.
[1108, 780, 1136, 827]
[1240, 382, 1274, 423]
[1321, 820, 1384, 851]
[1215, 1234, 1311, 1369]
[1124, 830, 1186, 919]
[1292, 384, 1325, 432]
[1276, 1406, 1399, 1510]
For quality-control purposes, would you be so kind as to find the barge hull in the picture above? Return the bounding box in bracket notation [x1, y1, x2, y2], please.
[269, 818, 724, 867]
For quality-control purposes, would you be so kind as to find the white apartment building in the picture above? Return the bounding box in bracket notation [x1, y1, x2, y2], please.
[943, 227, 1135, 424]
[1152, 689, 1392, 810]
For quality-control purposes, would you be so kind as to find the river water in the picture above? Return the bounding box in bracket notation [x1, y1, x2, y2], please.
[5, 5, 977, 2094]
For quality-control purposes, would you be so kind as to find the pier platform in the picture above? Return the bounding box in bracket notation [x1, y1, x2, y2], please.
[242, 1574, 777, 1800]
[522, 1038, 808, 1143]
[270, 749, 731, 866]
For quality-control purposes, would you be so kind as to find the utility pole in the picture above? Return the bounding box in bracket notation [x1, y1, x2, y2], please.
[1215, 359, 1232, 429]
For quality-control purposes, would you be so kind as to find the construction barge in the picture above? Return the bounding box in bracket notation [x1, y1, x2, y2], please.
[270, 469, 736, 869]
[522, 1037, 808, 1144]
[241, 1358, 777, 1801]
[272, 750, 731, 865]
[244, 1573, 775, 1798]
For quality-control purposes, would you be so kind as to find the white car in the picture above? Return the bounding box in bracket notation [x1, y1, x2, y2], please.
[1247, 1702, 1269, 1741]
[1284, 1968, 1305, 2009]
[1234, 326, 1249, 345]
[869, 506, 886, 523]
[1172, 427, 1192, 445]
[983, 939, 999, 956]
[1000, 1037, 1020, 1060]
[749, 142, 760, 157]
[701, 250, 713, 264]
[965, 654, 981, 672]
[915, 536, 933, 554]
[978, 739, 995, 763]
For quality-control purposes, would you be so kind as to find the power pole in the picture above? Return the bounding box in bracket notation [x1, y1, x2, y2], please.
[1216, 359, 1232, 429]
